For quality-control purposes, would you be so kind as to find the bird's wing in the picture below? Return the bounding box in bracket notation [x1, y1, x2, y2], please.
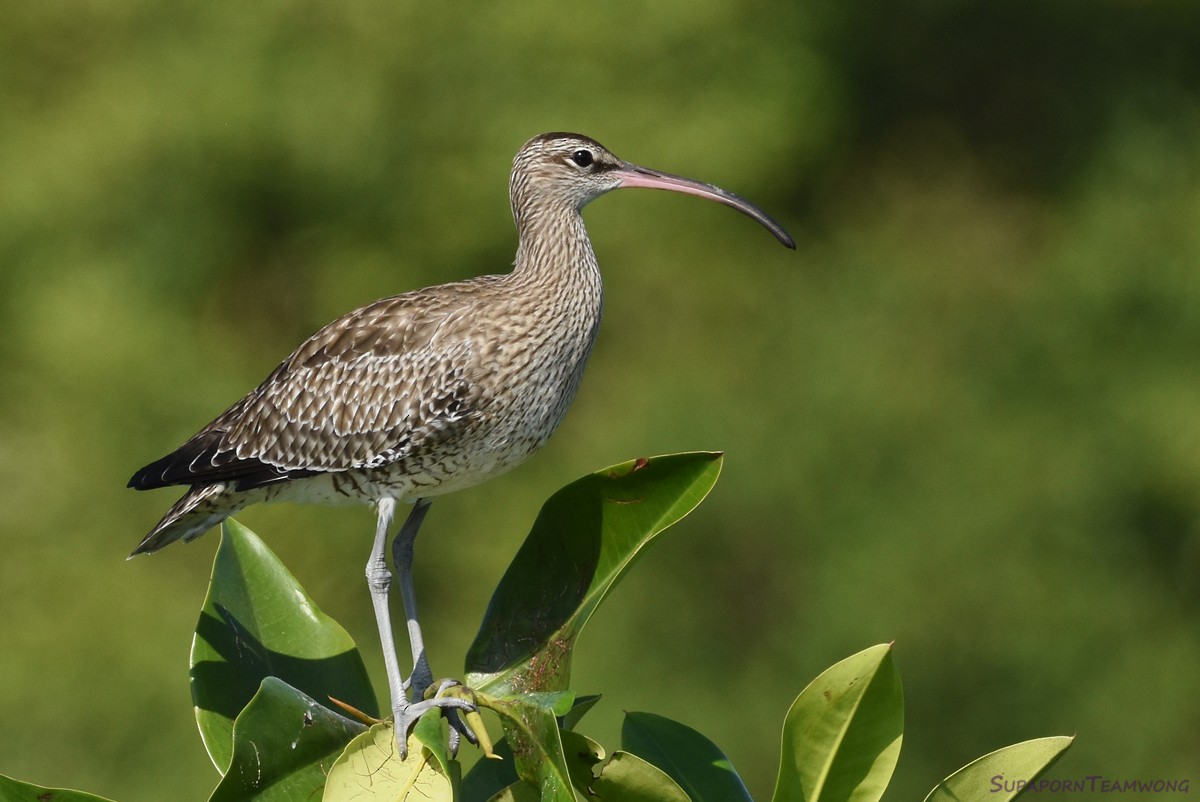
[128, 282, 499, 491]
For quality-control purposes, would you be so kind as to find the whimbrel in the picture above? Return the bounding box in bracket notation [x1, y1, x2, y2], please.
[129, 132, 795, 755]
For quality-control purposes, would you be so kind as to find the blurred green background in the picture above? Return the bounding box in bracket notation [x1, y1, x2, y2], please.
[3, 0, 1199, 798]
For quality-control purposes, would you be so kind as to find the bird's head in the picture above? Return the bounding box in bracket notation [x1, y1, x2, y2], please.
[510, 133, 627, 215]
[510, 132, 795, 249]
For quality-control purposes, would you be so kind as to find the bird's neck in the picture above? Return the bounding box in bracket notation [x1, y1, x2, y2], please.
[507, 204, 605, 408]
[511, 206, 601, 292]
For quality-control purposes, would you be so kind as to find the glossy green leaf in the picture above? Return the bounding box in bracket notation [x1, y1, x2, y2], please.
[923, 736, 1075, 802]
[560, 694, 602, 732]
[477, 730, 688, 802]
[773, 644, 904, 802]
[593, 752, 691, 802]
[462, 738, 518, 802]
[0, 775, 115, 802]
[560, 729, 606, 793]
[462, 712, 601, 802]
[481, 693, 582, 802]
[553, 732, 689, 802]
[191, 520, 378, 774]
[466, 452, 723, 695]
[209, 677, 366, 802]
[413, 713, 459, 775]
[322, 722, 458, 802]
[486, 782, 540, 802]
[622, 711, 753, 802]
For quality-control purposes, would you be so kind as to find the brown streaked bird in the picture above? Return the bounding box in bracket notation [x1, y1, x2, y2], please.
[129, 132, 795, 756]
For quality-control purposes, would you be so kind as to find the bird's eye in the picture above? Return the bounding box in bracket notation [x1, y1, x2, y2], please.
[570, 149, 594, 168]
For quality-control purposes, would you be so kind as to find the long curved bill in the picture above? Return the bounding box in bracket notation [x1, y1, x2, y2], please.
[614, 164, 796, 249]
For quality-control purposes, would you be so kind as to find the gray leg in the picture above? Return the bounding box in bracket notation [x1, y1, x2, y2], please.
[366, 498, 409, 724]
[367, 497, 474, 758]
[392, 498, 434, 700]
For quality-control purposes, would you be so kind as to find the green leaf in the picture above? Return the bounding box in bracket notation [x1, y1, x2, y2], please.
[923, 736, 1075, 802]
[412, 710, 473, 778]
[0, 775, 115, 802]
[322, 723, 459, 802]
[462, 718, 602, 802]
[462, 738, 518, 802]
[209, 677, 367, 802]
[466, 452, 723, 695]
[481, 693, 582, 802]
[530, 734, 687, 802]
[623, 711, 754, 802]
[525, 691, 577, 717]
[486, 782, 540, 802]
[593, 752, 691, 802]
[773, 643, 904, 802]
[191, 519, 378, 774]
[560, 729, 606, 793]
[480, 729, 688, 802]
[560, 694, 602, 731]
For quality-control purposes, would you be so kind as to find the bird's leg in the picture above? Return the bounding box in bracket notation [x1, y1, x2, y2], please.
[390, 499, 479, 753]
[392, 498, 434, 699]
[366, 498, 411, 725]
[367, 497, 475, 758]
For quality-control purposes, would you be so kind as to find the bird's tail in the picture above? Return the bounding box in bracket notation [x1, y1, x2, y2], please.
[129, 483, 244, 557]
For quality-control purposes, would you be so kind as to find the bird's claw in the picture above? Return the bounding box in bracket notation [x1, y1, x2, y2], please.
[393, 680, 479, 759]
[426, 680, 480, 756]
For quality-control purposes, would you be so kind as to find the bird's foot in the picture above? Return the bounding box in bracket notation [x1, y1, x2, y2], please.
[427, 679, 486, 757]
[393, 679, 479, 759]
